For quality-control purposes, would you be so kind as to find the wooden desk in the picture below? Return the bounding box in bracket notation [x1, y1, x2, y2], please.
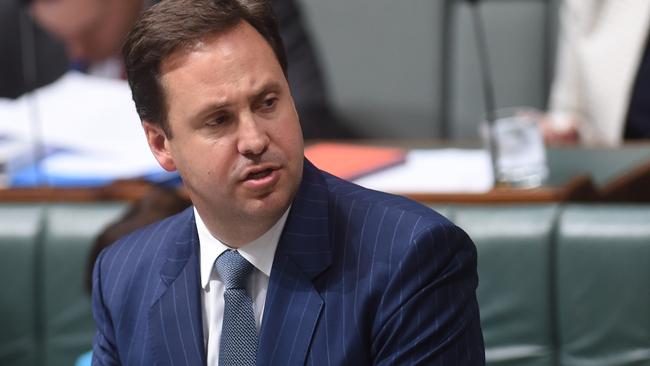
[0, 180, 160, 203]
[1, 143, 649, 204]
[406, 174, 598, 203]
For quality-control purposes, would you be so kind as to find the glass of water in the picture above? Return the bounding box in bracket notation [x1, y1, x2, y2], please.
[481, 108, 549, 188]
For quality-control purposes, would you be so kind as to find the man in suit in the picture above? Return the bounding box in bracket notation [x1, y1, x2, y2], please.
[92, 0, 485, 364]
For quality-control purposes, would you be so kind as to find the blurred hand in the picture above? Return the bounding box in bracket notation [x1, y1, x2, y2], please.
[538, 112, 580, 145]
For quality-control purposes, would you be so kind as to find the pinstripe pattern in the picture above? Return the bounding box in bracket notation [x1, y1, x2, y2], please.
[92, 159, 484, 365]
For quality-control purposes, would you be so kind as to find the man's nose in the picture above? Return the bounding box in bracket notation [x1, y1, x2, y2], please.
[237, 113, 270, 157]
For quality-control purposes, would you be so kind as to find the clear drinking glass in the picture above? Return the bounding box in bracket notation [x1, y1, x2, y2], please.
[481, 108, 548, 188]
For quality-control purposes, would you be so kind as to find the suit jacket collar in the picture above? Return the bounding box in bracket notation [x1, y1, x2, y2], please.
[275, 159, 332, 277]
[148, 159, 331, 365]
[257, 159, 332, 365]
[149, 208, 207, 366]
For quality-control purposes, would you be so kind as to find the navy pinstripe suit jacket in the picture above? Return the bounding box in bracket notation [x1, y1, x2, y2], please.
[92, 160, 485, 365]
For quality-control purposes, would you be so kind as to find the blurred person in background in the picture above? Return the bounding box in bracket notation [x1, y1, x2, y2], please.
[30, 0, 146, 77]
[543, 0, 650, 146]
[0, 0, 67, 98]
[2, 0, 354, 138]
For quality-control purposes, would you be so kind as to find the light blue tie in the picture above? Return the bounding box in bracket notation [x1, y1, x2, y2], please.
[215, 250, 257, 366]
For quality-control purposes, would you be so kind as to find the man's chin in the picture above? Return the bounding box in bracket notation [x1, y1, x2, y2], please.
[241, 191, 291, 219]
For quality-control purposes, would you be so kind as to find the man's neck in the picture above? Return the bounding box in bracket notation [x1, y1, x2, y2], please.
[195, 206, 290, 248]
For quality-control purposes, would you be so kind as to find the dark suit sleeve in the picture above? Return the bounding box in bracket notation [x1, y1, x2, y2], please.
[371, 223, 485, 365]
[91, 250, 121, 366]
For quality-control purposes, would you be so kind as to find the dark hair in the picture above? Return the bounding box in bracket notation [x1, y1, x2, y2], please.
[122, 0, 288, 136]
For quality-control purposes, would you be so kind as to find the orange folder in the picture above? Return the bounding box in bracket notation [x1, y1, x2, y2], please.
[305, 142, 407, 180]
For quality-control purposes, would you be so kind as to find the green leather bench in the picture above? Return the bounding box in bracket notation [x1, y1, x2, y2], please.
[453, 205, 558, 366]
[436, 204, 650, 366]
[0, 204, 128, 366]
[556, 206, 650, 366]
[1, 203, 649, 365]
[0, 206, 41, 366]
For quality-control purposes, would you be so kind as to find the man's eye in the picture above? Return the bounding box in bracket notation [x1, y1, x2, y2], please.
[207, 114, 229, 126]
[261, 97, 277, 110]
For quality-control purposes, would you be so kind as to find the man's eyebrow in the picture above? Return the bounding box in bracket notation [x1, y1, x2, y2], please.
[191, 100, 232, 122]
[190, 81, 284, 121]
[250, 81, 283, 101]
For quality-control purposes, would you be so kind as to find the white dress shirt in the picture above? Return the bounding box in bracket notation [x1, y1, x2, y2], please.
[195, 207, 289, 366]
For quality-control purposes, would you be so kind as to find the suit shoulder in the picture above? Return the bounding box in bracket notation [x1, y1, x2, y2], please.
[93, 207, 195, 311]
[322, 170, 452, 229]
[98, 207, 194, 266]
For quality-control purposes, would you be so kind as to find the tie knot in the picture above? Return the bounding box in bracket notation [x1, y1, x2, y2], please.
[215, 250, 254, 289]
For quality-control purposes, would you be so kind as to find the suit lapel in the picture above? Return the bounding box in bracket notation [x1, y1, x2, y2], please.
[146, 161, 331, 365]
[257, 160, 332, 365]
[149, 210, 206, 366]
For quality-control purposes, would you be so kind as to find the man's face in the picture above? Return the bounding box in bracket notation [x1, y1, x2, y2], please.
[30, 0, 141, 62]
[144, 21, 304, 245]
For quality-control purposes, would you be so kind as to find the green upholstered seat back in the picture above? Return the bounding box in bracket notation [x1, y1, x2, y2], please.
[0, 206, 42, 366]
[3, 201, 650, 366]
[40, 204, 127, 366]
[0, 203, 127, 366]
[557, 205, 650, 366]
[455, 205, 558, 366]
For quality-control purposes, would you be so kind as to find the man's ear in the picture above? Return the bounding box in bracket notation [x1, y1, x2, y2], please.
[142, 121, 177, 172]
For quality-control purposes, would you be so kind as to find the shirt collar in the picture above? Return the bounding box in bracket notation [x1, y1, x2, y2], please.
[195, 206, 290, 290]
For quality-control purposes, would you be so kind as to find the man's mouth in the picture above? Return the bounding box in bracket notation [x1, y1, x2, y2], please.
[246, 168, 273, 180]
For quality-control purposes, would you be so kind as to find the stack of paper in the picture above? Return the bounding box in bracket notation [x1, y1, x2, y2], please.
[0, 72, 170, 186]
[354, 149, 493, 193]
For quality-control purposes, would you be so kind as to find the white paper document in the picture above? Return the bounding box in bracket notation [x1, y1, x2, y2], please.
[0, 72, 166, 185]
[354, 149, 494, 193]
